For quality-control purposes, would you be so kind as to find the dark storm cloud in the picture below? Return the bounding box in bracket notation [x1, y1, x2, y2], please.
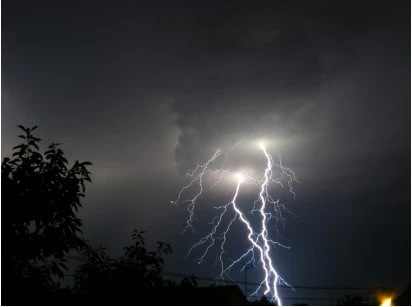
[171, 2, 409, 182]
[2, 0, 410, 299]
[170, 1, 399, 172]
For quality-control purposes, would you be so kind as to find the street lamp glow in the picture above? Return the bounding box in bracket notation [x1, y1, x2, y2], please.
[380, 297, 392, 306]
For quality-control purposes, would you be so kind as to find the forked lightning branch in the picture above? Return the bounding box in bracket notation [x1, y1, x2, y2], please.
[171, 141, 300, 306]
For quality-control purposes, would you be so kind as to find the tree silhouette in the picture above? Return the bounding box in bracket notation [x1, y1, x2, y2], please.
[1, 126, 215, 305]
[73, 230, 174, 304]
[179, 273, 198, 289]
[336, 294, 369, 306]
[251, 295, 276, 306]
[2, 125, 92, 304]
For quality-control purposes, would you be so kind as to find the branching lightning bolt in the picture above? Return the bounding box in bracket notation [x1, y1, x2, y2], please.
[171, 141, 299, 305]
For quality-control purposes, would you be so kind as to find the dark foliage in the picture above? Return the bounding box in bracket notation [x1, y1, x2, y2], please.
[179, 274, 198, 289]
[1, 125, 245, 306]
[336, 294, 369, 306]
[250, 295, 276, 306]
[73, 230, 173, 302]
[2, 126, 92, 304]
[72, 230, 204, 305]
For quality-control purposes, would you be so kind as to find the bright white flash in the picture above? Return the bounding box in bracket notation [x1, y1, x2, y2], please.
[235, 172, 245, 183]
[171, 141, 299, 305]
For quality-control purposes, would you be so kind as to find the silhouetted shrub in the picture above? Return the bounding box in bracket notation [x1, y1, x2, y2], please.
[74, 230, 173, 304]
[2, 125, 92, 304]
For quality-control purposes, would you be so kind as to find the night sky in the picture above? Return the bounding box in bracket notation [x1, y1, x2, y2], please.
[2, 0, 411, 304]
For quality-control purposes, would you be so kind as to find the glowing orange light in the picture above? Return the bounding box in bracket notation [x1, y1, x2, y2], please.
[380, 297, 392, 306]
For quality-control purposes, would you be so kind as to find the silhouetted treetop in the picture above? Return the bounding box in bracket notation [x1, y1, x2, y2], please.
[74, 229, 173, 301]
[2, 125, 92, 304]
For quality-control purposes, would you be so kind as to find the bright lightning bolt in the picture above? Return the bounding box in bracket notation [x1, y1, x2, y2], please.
[171, 141, 299, 305]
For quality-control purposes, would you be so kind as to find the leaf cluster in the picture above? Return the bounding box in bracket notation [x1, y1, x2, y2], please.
[2, 125, 92, 292]
[74, 230, 173, 298]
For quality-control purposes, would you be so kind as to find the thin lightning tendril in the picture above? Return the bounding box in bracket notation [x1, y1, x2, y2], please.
[171, 142, 299, 305]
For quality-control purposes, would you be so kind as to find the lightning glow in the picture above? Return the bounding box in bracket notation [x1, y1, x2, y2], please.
[171, 141, 299, 305]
